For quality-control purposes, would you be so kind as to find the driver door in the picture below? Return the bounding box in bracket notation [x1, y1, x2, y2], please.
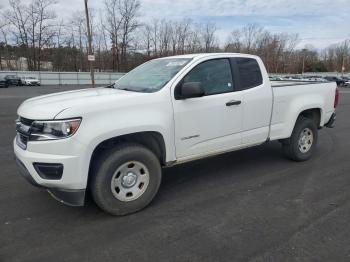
[172, 58, 243, 159]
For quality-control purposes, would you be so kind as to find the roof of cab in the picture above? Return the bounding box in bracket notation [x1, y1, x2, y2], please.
[157, 52, 259, 60]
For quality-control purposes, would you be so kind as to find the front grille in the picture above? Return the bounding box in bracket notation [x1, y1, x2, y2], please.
[19, 133, 28, 145]
[16, 117, 33, 150]
[19, 117, 34, 126]
[16, 133, 28, 150]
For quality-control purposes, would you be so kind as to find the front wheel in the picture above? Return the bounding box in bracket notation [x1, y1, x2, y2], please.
[90, 143, 162, 216]
[282, 116, 318, 161]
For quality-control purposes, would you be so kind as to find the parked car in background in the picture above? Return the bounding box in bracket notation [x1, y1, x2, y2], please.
[341, 76, 350, 87]
[4, 75, 21, 86]
[324, 76, 345, 87]
[302, 76, 327, 82]
[21, 76, 41, 86]
[0, 77, 9, 88]
[283, 75, 305, 81]
[269, 76, 284, 81]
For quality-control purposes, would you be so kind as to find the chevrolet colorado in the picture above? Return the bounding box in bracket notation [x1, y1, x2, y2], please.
[14, 53, 339, 215]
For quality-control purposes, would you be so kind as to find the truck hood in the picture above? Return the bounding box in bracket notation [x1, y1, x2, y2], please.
[17, 87, 147, 119]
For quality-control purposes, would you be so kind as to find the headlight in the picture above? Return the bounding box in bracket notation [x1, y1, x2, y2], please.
[30, 118, 81, 141]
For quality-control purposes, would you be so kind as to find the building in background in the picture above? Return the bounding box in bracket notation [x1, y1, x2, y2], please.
[0, 57, 53, 71]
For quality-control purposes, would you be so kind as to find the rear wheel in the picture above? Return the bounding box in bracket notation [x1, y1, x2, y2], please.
[90, 143, 162, 216]
[282, 116, 318, 161]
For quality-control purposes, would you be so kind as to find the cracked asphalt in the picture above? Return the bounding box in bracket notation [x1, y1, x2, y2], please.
[1, 85, 350, 262]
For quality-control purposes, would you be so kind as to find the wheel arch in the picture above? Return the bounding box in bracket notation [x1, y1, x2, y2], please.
[289, 107, 323, 138]
[88, 131, 167, 177]
[278, 107, 322, 143]
[298, 108, 322, 128]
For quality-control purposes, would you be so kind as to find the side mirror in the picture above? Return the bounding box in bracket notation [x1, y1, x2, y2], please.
[177, 82, 204, 99]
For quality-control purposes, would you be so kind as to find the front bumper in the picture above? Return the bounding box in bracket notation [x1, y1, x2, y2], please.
[25, 82, 39, 85]
[13, 137, 90, 206]
[15, 157, 85, 206]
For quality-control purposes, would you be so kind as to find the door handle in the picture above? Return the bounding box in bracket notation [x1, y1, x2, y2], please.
[226, 100, 241, 106]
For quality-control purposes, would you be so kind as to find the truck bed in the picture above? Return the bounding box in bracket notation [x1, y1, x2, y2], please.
[269, 80, 336, 141]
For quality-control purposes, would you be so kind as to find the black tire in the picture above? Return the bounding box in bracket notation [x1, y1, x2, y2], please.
[282, 116, 318, 162]
[90, 143, 162, 216]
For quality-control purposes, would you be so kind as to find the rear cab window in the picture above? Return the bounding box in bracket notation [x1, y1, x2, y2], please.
[231, 57, 263, 90]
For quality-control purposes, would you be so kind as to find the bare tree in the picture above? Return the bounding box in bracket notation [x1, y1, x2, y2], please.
[0, 17, 10, 70]
[6, 0, 31, 69]
[200, 22, 217, 52]
[150, 19, 159, 55]
[187, 25, 201, 53]
[225, 29, 242, 52]
[2, 0, 348, 75]
[119, 0, 140, 70]
[158, 19, 172, 56]
[71, 12, 86, 71]
[177, 19, 191, 54]
[33, 0, 57, 70]
[241, 23, 263, 53]
[141, 24, 152, 57]
[104, 0, 123, 71]
[6, 0, 56, 70]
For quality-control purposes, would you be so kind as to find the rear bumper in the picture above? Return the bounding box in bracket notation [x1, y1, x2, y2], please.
[325, 113, 336, 128]
[15, 157, 85, 206]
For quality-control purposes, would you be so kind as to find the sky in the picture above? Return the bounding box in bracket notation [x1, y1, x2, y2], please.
[1, 0, 349, 49]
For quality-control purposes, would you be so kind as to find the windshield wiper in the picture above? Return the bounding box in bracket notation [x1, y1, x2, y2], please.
[113, 84, 131, 91]
[115, 85, 153, 93]
[115, 86, 137, 92]
[105, 83, 114, 88]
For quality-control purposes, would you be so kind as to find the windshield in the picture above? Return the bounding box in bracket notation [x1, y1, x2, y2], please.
[114, 58, 192, 92]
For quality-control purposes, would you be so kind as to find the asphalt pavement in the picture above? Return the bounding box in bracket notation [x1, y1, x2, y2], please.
[1, 85, 350, 262]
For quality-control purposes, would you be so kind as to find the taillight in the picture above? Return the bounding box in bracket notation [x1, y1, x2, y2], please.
[334, 86, 339, 108]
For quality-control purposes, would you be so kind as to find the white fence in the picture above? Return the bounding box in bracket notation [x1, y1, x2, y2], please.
[0, 71, 125, 85]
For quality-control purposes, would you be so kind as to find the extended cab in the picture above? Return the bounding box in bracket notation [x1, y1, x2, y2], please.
[14, 53, 339, 215]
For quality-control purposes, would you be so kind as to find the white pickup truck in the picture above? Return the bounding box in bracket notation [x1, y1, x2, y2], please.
[14, 53, 339, 215]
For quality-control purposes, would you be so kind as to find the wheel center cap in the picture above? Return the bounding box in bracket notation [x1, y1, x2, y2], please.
[122, 172, 137, 188]
[301, 136, 307, 144]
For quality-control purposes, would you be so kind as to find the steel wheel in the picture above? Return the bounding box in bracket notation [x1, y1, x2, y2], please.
[111, 161, 150, 202]
[298, 127, 313, 153]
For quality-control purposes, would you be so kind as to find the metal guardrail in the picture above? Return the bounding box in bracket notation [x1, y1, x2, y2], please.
[0, 71, 125, 85]
[270, 72, 350, 77]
